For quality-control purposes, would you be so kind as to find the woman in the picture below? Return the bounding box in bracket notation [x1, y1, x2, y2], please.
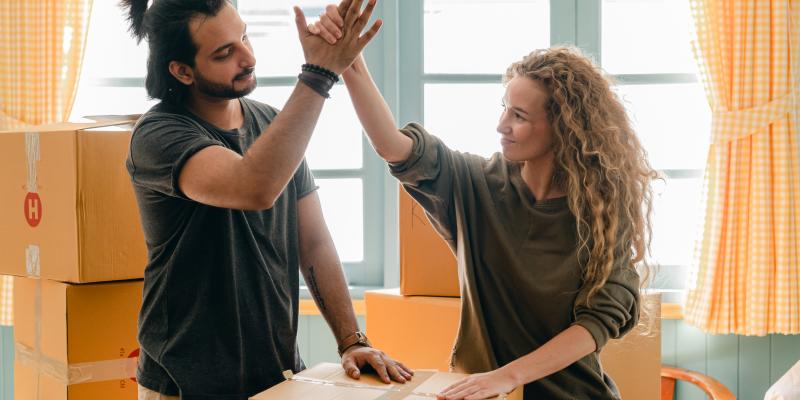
[312, 9, 656, 399]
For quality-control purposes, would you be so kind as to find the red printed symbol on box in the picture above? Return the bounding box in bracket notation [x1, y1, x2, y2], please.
[24, 192, 42, 227]
[128, 348, 140, 382]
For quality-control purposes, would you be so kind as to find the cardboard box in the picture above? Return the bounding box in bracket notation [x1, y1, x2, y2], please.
[0, 121, 146, 283]
[13, 277, 142, 400]
[251, 362, 522, 399]
[399, 188, 459, 297]
[365, 289, 661, 400]
[366, 289, 460, 371]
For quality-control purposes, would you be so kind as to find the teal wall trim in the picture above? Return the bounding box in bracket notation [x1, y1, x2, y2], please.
[1, 326, 13, 400]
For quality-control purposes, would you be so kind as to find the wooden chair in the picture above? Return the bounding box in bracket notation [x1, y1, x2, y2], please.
[661, 366, 736, 400]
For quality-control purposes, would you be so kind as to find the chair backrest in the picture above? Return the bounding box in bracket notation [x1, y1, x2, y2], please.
[660, 366, 736, 400]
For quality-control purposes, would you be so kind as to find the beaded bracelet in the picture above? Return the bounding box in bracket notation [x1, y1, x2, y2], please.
[302, 63, 340, 83]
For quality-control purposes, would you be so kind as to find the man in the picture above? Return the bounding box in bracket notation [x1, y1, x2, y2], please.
[120, 0, 411, 398]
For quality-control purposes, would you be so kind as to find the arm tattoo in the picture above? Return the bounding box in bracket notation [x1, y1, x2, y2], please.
[307, 265, 327, 312]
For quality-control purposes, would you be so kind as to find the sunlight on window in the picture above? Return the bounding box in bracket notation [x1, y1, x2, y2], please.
[424, 0, 549, 74]
[602, 0, 697, 74]
[424, 83, 505, 158]
[317, 179, 364, 262]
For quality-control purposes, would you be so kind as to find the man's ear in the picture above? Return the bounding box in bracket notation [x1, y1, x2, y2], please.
[168, 61, 194, 86]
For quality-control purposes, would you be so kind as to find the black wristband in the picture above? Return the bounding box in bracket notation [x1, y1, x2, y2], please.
[302, 63, 340, 83]
[298, 71, 335, 98]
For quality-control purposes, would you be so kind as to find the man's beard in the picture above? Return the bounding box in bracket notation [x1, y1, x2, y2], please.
[194, 68, 257, 99]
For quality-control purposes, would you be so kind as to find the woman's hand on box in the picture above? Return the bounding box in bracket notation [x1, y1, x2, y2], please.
[436, 369, 518, 400]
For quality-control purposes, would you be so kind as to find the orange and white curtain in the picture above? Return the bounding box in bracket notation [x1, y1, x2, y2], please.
[0, 277, 11, 326]
[0, 0, 92, 128]
[686, 0, 800, 335]
[0, 0, 92, 326]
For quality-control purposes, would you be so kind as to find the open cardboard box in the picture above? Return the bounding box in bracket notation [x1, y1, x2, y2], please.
[252, 362, 522, 399]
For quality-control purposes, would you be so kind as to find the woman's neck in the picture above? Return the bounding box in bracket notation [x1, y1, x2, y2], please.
[521, 155, 565, 201]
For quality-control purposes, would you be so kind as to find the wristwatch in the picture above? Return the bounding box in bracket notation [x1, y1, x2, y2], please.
[337, 331, 372, 357]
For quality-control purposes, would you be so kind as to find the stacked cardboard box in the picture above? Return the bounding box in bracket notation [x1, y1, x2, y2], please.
[398, 189, 459, 297]
[365, 289, 662, 399]
[369, 189, 662, 399]
[0, 120, 146, 399]
[13, 278, 143, 400]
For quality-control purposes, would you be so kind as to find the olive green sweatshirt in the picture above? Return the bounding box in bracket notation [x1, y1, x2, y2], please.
[390, 123, 641, 399]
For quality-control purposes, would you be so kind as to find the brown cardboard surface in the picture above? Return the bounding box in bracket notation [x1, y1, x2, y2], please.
[251, 362, 521, 400]
[399, 188, 459, 297]
[598, 292, 662, 400]
[365, 289, 460, 371]
[13, 277, 143, 400]
[0, 121, 146, 282]
[365, 289, 661, 400]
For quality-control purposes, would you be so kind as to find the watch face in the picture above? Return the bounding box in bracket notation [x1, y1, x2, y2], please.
[354, 331, 371, 347]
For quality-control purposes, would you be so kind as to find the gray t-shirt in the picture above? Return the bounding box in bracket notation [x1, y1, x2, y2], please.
[126, 98, 317, 399]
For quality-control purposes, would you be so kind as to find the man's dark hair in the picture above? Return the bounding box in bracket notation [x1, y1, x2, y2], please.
[120, 0, 228, 105]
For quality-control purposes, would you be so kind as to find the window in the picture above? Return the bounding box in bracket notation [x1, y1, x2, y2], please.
[601, 0, 710, 292]
[74, 0, 710, 294]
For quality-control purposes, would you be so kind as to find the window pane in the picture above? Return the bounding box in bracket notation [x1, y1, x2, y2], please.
[616, 83, 711, 170]
[601, 0, 697, 74]
[316, 179, 364, 262]
[250, 85, 363, 169]
[238, 1, 329, 77]
[424, 83, 505, 157]
[424, 0, 549, 74]
[81, 0, 148, 79]
[69, 87, 157, 120]
[649, 177, 704, 267]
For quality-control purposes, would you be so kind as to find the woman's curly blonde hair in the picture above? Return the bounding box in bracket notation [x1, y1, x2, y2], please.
[504, 46, 658, 306]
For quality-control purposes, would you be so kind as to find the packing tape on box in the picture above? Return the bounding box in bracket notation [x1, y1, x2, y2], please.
[25, 245, 40, 278]
[15, 342, 138, 384]
[25, 131, 41, 278]
[281, 370, 512, 399]
[25, 132, 39, 193]
[17, 279, 137, 400]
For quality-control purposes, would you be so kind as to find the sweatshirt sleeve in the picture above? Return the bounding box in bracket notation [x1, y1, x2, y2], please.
[389, 122, 471, 242]
[571, 264, 641, 352]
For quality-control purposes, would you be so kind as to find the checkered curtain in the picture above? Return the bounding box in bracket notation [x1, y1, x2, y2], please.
[0, 0, 93, 128]
[685, 0, 800, 335]
[0, 276, 11, 326]
[0, 0, 92, 326]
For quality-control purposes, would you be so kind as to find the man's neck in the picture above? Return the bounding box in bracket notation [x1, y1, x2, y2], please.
[185, 93, 244, 131]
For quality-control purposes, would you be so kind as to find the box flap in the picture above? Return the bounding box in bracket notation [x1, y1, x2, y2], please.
[0, 118, 139, 134]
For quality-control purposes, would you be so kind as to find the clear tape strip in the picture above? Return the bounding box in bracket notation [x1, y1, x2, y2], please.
[281, 370, 509, 399]
[15, 342, 138, 384]
[25, 245, 40, 278]
[25, 132, 39, 193]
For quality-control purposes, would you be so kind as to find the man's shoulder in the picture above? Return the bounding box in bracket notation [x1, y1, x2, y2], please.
[139, 101, 188, 122]
[135, 102, 204, 133]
